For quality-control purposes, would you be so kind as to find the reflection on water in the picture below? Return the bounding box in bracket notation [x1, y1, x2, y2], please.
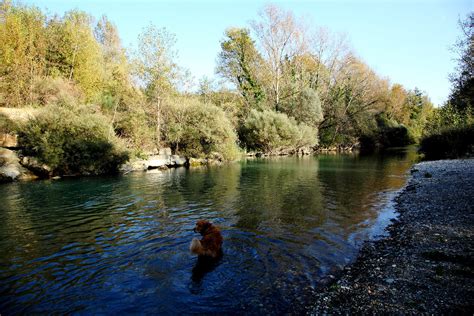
[0, 148, 418, 314]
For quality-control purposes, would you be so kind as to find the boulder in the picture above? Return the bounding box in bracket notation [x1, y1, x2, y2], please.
[0, 148, 37, 182]
[20, 156, 52, 178]
[120, 159, 148, 173]
[0, 133, 18, 148]
[169, 155, 187, 166]
[147, 155, 170, 169]
[159, 147, 172, 156]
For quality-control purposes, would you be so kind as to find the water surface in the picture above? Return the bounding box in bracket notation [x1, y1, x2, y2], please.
[0, 149, 417, 314]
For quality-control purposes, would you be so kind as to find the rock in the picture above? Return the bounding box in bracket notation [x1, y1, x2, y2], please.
[0, 148, 37, 182]
[385, 278, 395, 284]
[169, 155, 187, 166]
[20, 156, 52, 177]
[120, 159, 148, 173]
[147, 155, 170, 168]
[189, 157, 204, 167]
[159, 147, 172, 156]
[0, 133, 18, 148]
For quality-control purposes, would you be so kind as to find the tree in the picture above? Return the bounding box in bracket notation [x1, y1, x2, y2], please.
[251, 4, 306, 108]
[45, 10, 105, 101]
[134, 24, 179, 145]
[94, 15, 131, 101]
[448, 13, 473, 117]
[0, 1, 47, 106]
[217, 27, 266, 110]
[278, 86, 323, 127]
[318, 55, 389, 146]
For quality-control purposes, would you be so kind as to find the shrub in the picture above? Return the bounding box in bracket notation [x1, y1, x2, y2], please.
[360, 114, 411, 152]
[0, 112, 17, 134]
[17, 104, 129, 175]
[31, 76, 84, 107]
[114, 107, 155, 153]
[240, 109, 317, 153]
[161, 98, 239, 160]
[419, 124, 474, 160]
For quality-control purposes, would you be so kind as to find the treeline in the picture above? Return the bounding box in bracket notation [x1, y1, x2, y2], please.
[0, 1, 435, 174]
[420, 13, 473, 159]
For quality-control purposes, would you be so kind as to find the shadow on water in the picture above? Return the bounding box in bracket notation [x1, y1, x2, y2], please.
[190, 254, 223, 292]
[0, 147, 419, 314]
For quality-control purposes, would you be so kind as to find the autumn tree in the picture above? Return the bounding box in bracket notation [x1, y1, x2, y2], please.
[217, 27, 266, 111]
[94, 15, 132, 107]
[251, 4, 306, 108]
[45, 10, 105, 101]
[134, 24, 179, 145]
[0, 1, 47, 106]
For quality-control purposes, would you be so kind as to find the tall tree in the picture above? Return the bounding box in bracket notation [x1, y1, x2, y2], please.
[45, 10, 105, 101]
[251, 4, 306, 108]
[134, 24, 179, 145]
[217, 27, 265, 111]
[94, 15, 132, 110]
[448, 12, 473, 116]
[0, 1, 47, 106]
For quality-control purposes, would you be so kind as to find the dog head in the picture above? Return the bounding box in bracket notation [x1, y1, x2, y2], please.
[193, 220, 212, 235]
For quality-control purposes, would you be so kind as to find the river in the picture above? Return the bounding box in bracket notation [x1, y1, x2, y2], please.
[0, 148, 418, 314]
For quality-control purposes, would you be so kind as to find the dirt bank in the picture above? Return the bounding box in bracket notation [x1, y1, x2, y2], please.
[311, 159, 474, 314]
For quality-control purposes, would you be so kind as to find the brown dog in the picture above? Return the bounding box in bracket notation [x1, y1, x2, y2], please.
[190, 220, 223, 258]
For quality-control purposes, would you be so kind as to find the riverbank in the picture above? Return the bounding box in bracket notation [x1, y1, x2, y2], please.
[311, 159, 474, 314]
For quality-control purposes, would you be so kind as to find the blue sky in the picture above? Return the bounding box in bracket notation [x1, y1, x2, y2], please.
[25, 0, 472, 106]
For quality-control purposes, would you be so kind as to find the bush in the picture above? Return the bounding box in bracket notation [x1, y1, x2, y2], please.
[0, 112, 17, 134]
[17, 104, 129, 175]
[31, 76, 84, 107]
[161, 98, 240, 160]
[114, 107, 155, 153]
[240, 109, 317, 153]
[360, 115, 411, 152]
[419, 124, 474, 160]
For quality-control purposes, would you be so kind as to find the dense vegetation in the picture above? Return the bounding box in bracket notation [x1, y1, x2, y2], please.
[0, 1, 436, 174]
[420, 13, 473, 160]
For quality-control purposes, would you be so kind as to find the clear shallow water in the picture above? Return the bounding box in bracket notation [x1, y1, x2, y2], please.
[0, 149, 417, 314]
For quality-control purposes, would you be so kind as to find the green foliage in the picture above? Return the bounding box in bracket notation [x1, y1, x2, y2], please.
[278, 87, 323, 127]
[30, 76, 84, 106]
[217, 28, 266, 110]
[0, 1, 47, 107]
[240, 109, 317, 153]
[0, 112, 16, 133]
[161, 98, 240, 160]
[17, 104, 129, 175]
[448, 13, 473, 116]
[114, 105, 155, 152]
[421, 14, 473, 159]
[360, 114, 411, 152]
[45, 10, 105, 101]
[420, 124, 474, 160]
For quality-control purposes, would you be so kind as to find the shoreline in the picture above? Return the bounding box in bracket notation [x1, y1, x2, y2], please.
[310, 158, 474, 314]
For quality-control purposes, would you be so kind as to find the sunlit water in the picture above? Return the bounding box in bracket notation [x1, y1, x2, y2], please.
[0, 149, 417, 314]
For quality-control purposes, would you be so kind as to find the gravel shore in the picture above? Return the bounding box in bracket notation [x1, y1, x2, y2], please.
[311, 159, 474, 314]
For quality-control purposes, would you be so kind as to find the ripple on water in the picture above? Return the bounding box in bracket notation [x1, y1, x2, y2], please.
[0, 150, 418, 314]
